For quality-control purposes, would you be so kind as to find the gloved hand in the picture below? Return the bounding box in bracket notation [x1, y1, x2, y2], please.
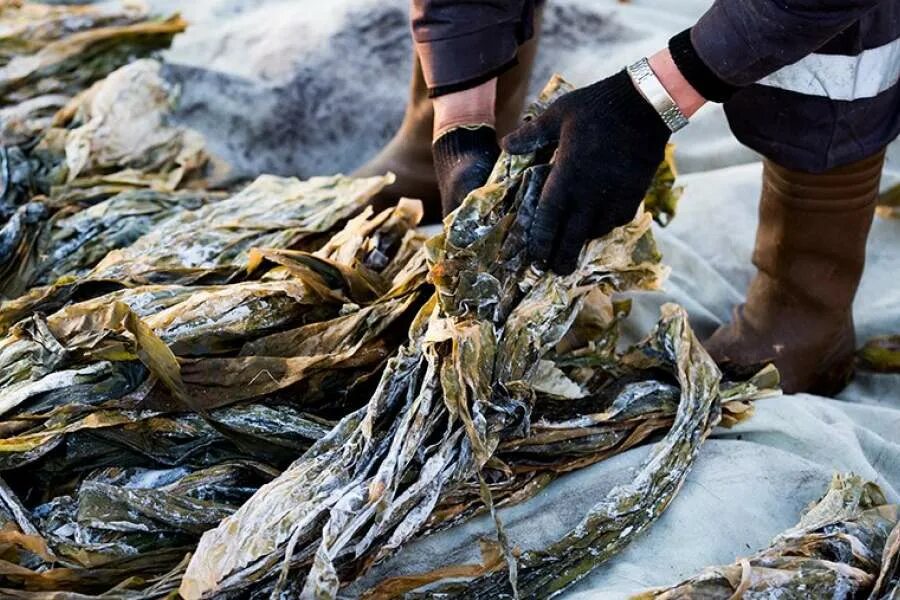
[502, 70, 671, 275]
[432, 125, 500, 217]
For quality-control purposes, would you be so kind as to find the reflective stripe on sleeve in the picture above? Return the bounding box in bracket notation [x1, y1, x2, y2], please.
[757, 36, 900, 101]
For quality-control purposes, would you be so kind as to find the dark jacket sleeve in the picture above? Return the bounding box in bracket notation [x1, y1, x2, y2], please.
[411, 0, 535, 97]
[691, 0, 887, 86]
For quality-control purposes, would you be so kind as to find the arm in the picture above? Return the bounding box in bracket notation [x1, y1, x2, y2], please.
[410, 1, 536, 216]
[431, 79, 501, 216]
[501, 0, 887, 274]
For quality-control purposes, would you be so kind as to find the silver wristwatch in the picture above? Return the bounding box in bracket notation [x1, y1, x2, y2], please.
[626, 57, 689, 133]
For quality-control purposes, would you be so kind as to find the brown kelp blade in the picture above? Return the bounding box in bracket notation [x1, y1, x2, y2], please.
[632, 474, 900, 600]
[870, 518, 900, 600]
[876, 184, 900, 220]
[859, 335, 900, 373]
[642, 144, 681, 227]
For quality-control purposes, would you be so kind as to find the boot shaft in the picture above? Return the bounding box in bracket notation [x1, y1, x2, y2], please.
[752, 150, 885, 314]
[705, 149, 886, 394]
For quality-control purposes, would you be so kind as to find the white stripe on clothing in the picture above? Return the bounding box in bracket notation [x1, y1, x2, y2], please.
[757, 36, 900, 100]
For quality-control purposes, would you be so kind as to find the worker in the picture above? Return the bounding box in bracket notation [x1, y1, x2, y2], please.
[355, 0, 899, 396]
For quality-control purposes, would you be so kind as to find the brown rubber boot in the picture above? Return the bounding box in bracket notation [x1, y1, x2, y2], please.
[704, 150, 886, 396]
[353, 9, 543, 223]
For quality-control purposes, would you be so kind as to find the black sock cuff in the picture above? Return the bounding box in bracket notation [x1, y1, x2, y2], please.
[433, 125, 498, 169]
[669, 28, 739, 103]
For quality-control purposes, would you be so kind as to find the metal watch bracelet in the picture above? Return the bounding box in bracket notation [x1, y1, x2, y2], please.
[626, 57, 689, 133]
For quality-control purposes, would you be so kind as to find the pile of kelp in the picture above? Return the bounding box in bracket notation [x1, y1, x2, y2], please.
[173, 76, 765, 600]
[0, 1, 189, 212]
[1, 3, 896, 600]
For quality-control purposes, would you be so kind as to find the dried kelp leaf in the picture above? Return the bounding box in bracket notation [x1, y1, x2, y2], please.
[859, 335, 900, 373]
[633, 474, 900, 600]
[0, 2, 146, 61]
[42, 59, 208, 187]
[311, 198, 424, 272]
[642, 144, 681, 227]
[2, 189, 222, 300]
[34, 189, 224, 284]
[0, 93, 68, 146]
[363, 538, 506, 600]
[175, 292, 421, 409]
[0, 545, 189, 594]
[7, 402, 326, 475]
[0, 8, 185, 104]
[33, 462, 279, 566]
[870, 520, 900, 599]
[0, 201, 48, 295]
[876, 184, 899, 220]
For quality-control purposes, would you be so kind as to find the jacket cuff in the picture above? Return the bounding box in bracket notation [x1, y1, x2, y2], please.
[668, 28, 740, 103]
[416, 23, 521, 98]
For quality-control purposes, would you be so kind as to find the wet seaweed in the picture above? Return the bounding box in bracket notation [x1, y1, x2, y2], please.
[633, 474, 900, 600]
[0, 7, 806, 600]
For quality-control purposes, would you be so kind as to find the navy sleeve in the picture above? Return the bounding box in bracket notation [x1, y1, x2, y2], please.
[691, 0, 887, 86]
[411, 0, 535, 96]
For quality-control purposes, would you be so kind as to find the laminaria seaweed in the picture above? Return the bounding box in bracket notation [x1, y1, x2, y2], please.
[1, 4, 895, 600]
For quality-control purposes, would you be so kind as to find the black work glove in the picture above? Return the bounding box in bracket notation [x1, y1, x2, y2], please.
[502, 70, 672, 275]
[433, 125, 500, 217]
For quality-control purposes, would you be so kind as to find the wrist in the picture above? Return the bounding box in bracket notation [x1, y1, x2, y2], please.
[432, 78, 497, 140]
[647, 49, 705, 118]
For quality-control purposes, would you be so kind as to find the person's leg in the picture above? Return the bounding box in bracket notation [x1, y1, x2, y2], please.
[353, 6, 544, 222]
[705, 149, 886, 395]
